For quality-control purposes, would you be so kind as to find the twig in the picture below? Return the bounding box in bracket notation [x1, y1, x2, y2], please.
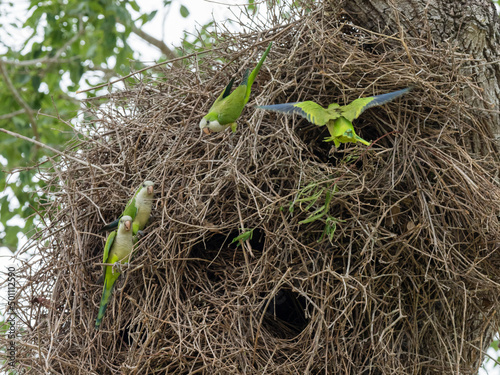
[129, 23, 178, 62]
[0, 127, 105, 173]
[1, 29, 84, 67]
[0, 61, 40, 143]
[75, 48, 222, 94]
[0, 109, 25, 120]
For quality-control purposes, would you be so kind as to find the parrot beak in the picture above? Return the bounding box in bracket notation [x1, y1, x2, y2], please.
[147, 185, 154, 195]
[202, 127, 211, 135]
[124, 220, 131, 231]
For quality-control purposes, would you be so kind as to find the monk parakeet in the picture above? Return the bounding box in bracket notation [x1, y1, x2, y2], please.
[99, 181, 154, 235]
[199, 42, 272, 134]
[257, 87, 411, 147]
[95, 215, 134, 330]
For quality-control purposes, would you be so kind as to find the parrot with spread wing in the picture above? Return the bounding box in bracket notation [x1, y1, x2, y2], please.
[257, 87, 412, 147]
[95, 215, 134, 330]
[99, 181, 154, 236]
[199, 42, 272, 134]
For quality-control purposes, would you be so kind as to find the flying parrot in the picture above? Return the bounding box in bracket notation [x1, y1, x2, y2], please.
[257, 87, 412, 148]
[199, 42, 272, 134]
[95, 215, 134, 330]
[99, 181, 154, 236]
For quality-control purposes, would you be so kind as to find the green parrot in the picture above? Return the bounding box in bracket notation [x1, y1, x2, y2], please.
[95, 215, 134, 330]
[199, 42, 272, 134]
[99, 181, 154, 236]
[257, 87, 412, 147]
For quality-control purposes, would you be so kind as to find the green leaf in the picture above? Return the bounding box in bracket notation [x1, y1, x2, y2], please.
[179, 5, 190, 18]
[299, 207, 327, 224]
[129, 0, 140, 12]
[319, 216, 345, 242]
[146, 10, 158, 22]
[231, 229, 254, 246]
[291, 180, 341, 241]
[4, 225, 21, 249]
[31, 75, 41, 91]
[491, 339, 499, 351]
[247, 0, 256, 13]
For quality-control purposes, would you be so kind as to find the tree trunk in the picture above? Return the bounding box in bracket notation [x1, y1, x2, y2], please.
[344, 0, 500, 154]
[343, 0, 500, 371]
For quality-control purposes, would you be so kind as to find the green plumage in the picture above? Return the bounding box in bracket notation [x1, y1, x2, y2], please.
[95, 215, 134, 330]
[257, 87, 412, 148]
[99, 181, 154, 235]
[199, 42, 273, 133]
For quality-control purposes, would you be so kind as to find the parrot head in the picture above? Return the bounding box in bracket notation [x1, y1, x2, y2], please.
[142, 180, 154, 196]
[199, 113, 228, 134]
[120, 215, 133, 232]
[343, 128, 354, 139]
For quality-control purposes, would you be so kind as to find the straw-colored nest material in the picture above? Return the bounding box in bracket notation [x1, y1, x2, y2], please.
[10, 2, 500, 374]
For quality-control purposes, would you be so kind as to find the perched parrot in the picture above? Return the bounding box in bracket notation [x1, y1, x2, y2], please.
[95, 215, 134, 330]
[257, 87, 412, 148]
[99, 181, 154, 236]
[199, 42, 272, 134]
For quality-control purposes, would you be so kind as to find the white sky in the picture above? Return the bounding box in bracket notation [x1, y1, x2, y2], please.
[131, 0, 239, 59]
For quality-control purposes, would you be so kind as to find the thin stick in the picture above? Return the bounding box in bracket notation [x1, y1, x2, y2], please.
[75, 48, 223, 94]
[0, 127, 105, 173]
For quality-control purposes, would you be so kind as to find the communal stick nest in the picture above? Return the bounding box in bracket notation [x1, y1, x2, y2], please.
[6, 2, 500, 374]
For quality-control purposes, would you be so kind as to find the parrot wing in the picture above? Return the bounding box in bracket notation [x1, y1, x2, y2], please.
[102, 230, 116, 264]
[96, 230, 116, 285]
[95, 217, 134, 330]
[341, 87, 412, 121]
[258, 101, 339, 126]
[122, 195, 138, 220]
[214, 84, 248, 125]
[209, 77, 236, 113]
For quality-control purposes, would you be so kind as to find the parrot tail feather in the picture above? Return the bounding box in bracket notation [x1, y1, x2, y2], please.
[245, 42, 272, 103]
[239, 69, 250, 87]
[99, 218, 120, 233]
[355, 136, 371, 146]
[95, 281, 116, 330]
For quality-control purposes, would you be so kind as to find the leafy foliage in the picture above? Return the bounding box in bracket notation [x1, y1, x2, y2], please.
[289, 180, 343, 242]
[0, 0, 187, 251]
[231, 228, 254, 246]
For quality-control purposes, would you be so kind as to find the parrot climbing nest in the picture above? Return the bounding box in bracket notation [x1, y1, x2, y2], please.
[10, 1, 500, 374]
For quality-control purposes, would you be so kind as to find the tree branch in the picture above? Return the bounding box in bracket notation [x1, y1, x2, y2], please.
[1, 29, 84, 67]
[129, 23, 179, 62]
[0, 127, 105, 173]
[1, 57, 78, 67]
[0, 109, 26, 120]
[76, 47, 221, 94]
[0, 61, 40, 143]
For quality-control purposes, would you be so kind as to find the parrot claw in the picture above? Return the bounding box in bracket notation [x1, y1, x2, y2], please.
[136, 230, 145, 240]
[112, 262, 128, 274]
